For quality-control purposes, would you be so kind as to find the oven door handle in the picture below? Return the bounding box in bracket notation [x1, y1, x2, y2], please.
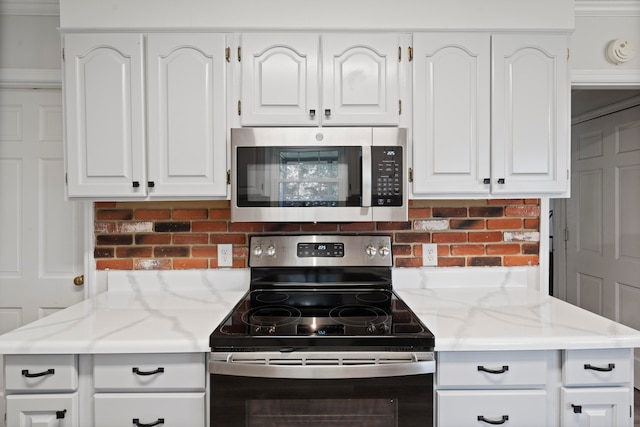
[209, 358, 435, 379]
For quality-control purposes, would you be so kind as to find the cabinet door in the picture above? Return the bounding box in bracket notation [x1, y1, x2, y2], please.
[322, 33, 400, 126]
[240, 33, 319, 126]
[561, 387, 631, 427]
[6, 393, 78, 427]
[412, 33, 490, 196]
[491, 34, 570, 195]
[64, 33, 146, 198]
[147, 34, 227, 197]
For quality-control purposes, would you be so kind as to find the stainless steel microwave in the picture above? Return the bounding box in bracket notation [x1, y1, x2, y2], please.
[231, 127, 407, 223]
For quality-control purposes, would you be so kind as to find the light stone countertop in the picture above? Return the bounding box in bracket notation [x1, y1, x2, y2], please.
[1, 268, 639, 355]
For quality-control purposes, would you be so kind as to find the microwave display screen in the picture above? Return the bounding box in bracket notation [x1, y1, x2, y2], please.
[236, 146, 362, 208]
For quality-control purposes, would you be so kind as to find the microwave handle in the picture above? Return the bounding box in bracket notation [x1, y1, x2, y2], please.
[362, 146, 372, 207]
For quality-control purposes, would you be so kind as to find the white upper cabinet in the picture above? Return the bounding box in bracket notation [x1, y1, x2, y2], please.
[147, 33, 227, 197]
[239, 33, 400, 126]
[321, 34, 400, 125]
[64, 33, 228, 199]
[64, 33, 146, 198]
[412, 33, 491, 196]
[239, 33, 320, 126]
[491, 34, 570, 196]
[412, 33, 570, 198]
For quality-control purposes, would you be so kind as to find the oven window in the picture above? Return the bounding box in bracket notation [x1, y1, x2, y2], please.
[236, 146, 362, 207]
[247, 398, 396, 427]
[211, 374, 432, 427]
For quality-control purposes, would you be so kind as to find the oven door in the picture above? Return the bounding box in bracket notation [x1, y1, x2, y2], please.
[209, 352, 434, 427]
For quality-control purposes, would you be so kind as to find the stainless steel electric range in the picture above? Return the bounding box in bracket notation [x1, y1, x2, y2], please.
[209, 235, 435, 427]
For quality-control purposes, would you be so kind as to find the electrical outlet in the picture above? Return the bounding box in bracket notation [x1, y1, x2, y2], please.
[422, 243, 438, 267]
[218, 244, 233, 267]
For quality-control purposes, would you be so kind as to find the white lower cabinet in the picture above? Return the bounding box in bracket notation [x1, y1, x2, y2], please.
[435, 348, 635, 427]
[92, 353, 206, 427]
[94, 393, 205, 427]
[560, 349, 634, 427]
[6, 393, 79, 427]
[560, 387, 630, 427]
[436, 350, 551, 426]
[4, 354, 79, 426]
[437, 389, 547, 427]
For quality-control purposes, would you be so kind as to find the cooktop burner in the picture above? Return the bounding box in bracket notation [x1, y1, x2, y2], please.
[210, 235, 435, 352]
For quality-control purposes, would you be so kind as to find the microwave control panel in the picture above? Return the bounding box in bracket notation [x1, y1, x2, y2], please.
[371, 146, 403, 206]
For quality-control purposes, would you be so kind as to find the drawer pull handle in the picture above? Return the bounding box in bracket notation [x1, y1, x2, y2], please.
[477, 415, 509, 425]
[477, 365, 509, 374]
[21, 368, 55, 378]
[132, 367, 165, 376]
[133, 418, 164, 427]
[584, 363, 615, 372]
[56, 409, 67, 419]
[571, 404, 582, 414]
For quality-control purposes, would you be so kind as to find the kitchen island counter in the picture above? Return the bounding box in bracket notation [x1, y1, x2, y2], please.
[1, 269, 640, 354]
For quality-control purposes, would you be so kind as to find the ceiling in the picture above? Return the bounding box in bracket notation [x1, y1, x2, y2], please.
[572, 89, 640, 118]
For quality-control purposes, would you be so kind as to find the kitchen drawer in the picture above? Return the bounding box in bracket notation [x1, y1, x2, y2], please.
[437, 389, 547, 427]
[6, 392, 79, 427]
[437, 350, 548, 387]
[93, 353, 205, 391]
[94, 392, 205, 427]
[4, 354, 77, 392]
[563, 348, 632, 386]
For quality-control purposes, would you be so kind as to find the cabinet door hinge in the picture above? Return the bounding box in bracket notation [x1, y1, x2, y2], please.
[237, 46, 241, 62]
[62, 48, 65, 61]
[225, 47, 230, 63]
[408, 167, 413, 182]
[237, 100, 241, 115]
[226, 169, 231, 185]
[65, 172, 68, 185]
[564, 228, 569, 242]
[408, 46, 413, 62]
[398, 46, 401, 62]
[567, 48, 570, 60]
[398, 99, 402, 115]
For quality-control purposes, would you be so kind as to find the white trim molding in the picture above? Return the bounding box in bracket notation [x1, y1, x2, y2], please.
[575, 0, 640, 16]
[0, 0, 59, 15]
[572, 70, 640, 88]
[0, 68, 61, 88]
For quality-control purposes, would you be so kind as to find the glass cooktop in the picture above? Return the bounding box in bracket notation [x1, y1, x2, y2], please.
[210, 288, 435, 352]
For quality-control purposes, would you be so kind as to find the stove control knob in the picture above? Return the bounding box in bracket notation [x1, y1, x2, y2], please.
[366, 245, 377, 257]
[366, 323, 378, 335]
[265, 245, 276, 257]
[378, 245, 390, 257]
[252, 245, 263, 257]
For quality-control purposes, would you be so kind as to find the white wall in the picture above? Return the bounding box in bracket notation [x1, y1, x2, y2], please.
[59, 0, 573, 31]
[571, 4, 640, 87]
[0, 15, 60, 69]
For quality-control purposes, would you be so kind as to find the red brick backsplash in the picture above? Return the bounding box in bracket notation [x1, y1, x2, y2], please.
[94, 199, 540, 270]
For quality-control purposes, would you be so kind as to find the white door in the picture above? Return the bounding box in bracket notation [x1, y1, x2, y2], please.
[412, 33, 491, 196]
[240, 33, 320, 126]
[566, 104, 640, 387]
[63, 33, 146, 198]
[0, 88, 85, 332]
[146, 33, 228, 197]
[321, 33, 400, 126]
[0, 89, 86, 416]
[491, 34, 570, 195]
